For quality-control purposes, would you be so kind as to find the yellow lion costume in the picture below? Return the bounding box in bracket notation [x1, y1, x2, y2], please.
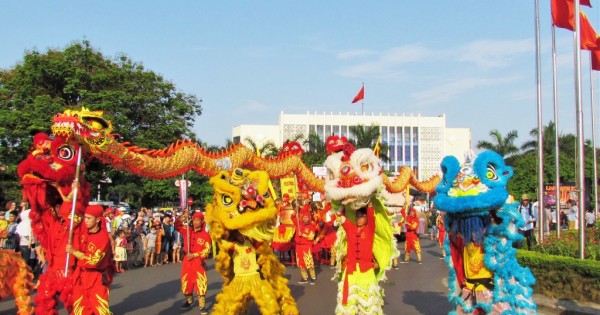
[205, 168, 299, 315]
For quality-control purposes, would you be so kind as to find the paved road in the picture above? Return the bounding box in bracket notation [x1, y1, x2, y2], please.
[0, 239, 457, 314]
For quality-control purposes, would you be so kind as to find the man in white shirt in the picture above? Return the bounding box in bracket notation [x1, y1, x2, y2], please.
[517, 194, 537, 250]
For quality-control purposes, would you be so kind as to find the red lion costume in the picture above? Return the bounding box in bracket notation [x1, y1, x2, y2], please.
[17, 133, 90, 315]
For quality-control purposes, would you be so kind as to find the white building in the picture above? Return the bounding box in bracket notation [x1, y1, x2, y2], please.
[232, 111, 471, 180]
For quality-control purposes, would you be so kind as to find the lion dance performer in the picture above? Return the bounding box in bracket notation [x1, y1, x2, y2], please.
[206, 168, 298, 315]
[174, 210, 211, 313]
[434, 151, 536, 314]
[18, 132, 90, 315]
[66, 204, 114, 315]
[324, 136, 398, 315]
[293, 207, 318, 284]
[401, 207, 422, 264]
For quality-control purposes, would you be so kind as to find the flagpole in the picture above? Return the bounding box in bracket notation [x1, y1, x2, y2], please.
[362, 101, 364, 115]
[552, 24, 562, 238]
[574, 0, 586, 260]
[534, 0, 545, 243]
[590, 54, 599, 225]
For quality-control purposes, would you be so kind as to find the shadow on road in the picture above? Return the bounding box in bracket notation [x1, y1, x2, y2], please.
[111, 278, 181, 314]
[402, 290, 450, 314]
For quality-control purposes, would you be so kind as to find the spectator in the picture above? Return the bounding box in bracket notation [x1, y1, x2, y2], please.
[16, 209, 35, 269]
[162, 215, 174, 264]
[566, 200, 579, 230]
[154, 220, 164, 265]
[132, 219, 146, 267]
[114, 230, 127, 273]
[4, 201, 16, 220]
[586, 208, 596, 228]
[144, 226, 158, 267]
[1, 210, 19, 251]
[517, 194, 537, 250]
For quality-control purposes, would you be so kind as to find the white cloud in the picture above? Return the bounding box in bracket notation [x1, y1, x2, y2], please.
[409, 75, 520, 107]
[456, 39, 533, 69]
[232, 100, 269, 116]
[336, 45, 432, 78]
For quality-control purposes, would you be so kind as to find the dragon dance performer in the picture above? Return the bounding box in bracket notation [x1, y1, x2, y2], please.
[293, 207, 318, 284]
[174, 210, 211, 314]
[65, 204, 114, 315]
[401, 207, 422, 264]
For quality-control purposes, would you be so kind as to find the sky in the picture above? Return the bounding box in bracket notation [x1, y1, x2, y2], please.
[2, 1, 600, 151]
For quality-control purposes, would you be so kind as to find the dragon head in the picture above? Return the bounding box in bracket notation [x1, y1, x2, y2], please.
[433, 150, 513, 214]
[323, 147, 383, 211]
[51, 107, 113, 148]
[206, 168, 276, 243]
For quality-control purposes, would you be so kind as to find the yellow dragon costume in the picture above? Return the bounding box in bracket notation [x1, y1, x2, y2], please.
[206, 168, 298, 315]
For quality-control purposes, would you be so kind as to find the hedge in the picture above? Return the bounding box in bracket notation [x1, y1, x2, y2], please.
[517, 250, 600, 303]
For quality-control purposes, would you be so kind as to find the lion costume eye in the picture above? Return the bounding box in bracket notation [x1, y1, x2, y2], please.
[57, 145, 75, 161]
[486, 164, 499, 181]
[221, 194, 234, 207]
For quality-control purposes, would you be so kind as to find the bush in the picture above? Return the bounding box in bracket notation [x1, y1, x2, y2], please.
[532, 228, 600, 261]
[517, 250, 600, 303]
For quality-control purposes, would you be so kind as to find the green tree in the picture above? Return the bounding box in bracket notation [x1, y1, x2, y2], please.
[0, 40, 204, 205]
[476, 129, 519, 161]
[348, 124, 390, 163]
[302, 131, 327, 166]
[243, 137, 278, 158]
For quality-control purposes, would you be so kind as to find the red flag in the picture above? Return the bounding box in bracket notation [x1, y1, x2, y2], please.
[351, 84, 364, 103]
[592, 50, 600, 70]
[580, 12, 600, 50]
[552, 0, 593, 31]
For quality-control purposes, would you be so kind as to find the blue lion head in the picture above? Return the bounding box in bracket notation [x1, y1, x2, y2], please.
[434, 150, 513, 213]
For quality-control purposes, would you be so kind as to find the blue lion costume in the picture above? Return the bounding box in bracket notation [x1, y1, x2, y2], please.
[433, 151, 537, 315]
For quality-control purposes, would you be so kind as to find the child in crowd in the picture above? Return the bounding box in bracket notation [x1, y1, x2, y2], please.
[114, 230, 128, 272]
[173, 228, 181, 263]
[144, 226, 157, 267]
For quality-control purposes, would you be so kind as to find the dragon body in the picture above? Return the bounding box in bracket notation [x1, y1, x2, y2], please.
[433, 151, 536, 315]
[51, 107, 439, 194]
[17, 133, 89, 315]
[206, 169, 298, 315]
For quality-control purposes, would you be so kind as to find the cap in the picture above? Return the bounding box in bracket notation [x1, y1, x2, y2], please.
[521, 194, 530, 200]
[117, 207, 126, 212]
[105, 207, 115, 214]
[85, 205, 104, 217]
[122, 214, 131, 220]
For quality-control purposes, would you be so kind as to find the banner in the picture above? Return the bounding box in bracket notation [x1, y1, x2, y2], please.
[544, 182, 577, 205]
[280, 176, 298, 199]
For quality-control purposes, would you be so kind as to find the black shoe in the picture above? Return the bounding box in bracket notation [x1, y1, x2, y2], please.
[309, 278, 317, 285]
[180, 300, 195, 310]
[200, 307, 208, 315]
[298, 279, 309, 284]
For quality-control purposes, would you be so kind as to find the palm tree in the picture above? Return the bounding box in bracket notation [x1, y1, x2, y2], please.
[476, 129, 520, 158]
[520, 121, 575, 157]
[348, 124, 390, 163]
[243, 137, 278, 158]
[302, 131, 327, 166]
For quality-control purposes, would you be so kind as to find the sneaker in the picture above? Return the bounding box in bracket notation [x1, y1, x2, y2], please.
[309, 279, 317, 285]
[200, 307, 208, 315]
[418, 261, 422, 264]
[298, 279, 309, 284]
[180, 300, 195, 310]
[393, 265, 399, 270]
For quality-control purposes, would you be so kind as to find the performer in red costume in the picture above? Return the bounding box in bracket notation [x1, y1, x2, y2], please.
[66, 204, 114, 315]
[18, 133, 90, 315]
[436, 212, 446, 258]
[175, 210, 212, 314]
[294, 208, 318, 284]
[401, 207, 422, 264]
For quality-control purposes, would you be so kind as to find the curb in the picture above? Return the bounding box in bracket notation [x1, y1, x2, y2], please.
[535, 294, 600, 315]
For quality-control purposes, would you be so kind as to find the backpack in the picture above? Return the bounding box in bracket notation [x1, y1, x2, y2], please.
[519, 204, 536, 227]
